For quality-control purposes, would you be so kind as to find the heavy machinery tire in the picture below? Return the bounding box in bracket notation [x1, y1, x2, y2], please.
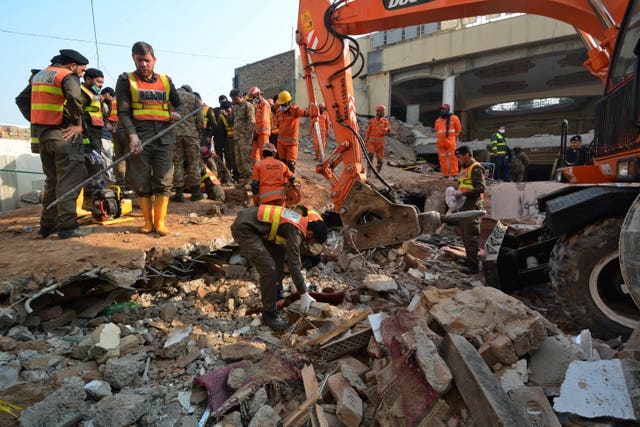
[549, 217, 638, 339]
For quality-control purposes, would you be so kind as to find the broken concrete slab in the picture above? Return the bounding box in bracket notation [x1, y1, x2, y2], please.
[88, 392, 150, 427]
[529, 335, 588, 396]
[553, 359, 640, 421]
[495, 359, 528, 393]
[362, 274, 398, 292]
[440, 333, 531, 427]
[413, 326, 452, 394]
[327, 373, 363, 427]
[19, 377, 87, 427]
[220, 341, 266, 361]
[508, 386, 561, 427]
[103, 355, 145, 389]
[84, 379, 112, 401]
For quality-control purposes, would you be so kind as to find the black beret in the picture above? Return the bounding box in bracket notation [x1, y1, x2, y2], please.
[100, 87, 115, 96]
[59, 49, 89, 65]
[570, 135, 582, 142]
[84, 68, 103, 78]
[50, 55, 62, 65]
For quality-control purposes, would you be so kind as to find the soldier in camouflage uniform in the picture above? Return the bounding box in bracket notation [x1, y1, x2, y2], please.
[171, 85, 204, 201]
[510, 146, 529, 182]
[230, 89, 255, 184]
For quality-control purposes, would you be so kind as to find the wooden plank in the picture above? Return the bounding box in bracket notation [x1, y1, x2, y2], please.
[301, 307, 372, 348]
[301, 364, 329, 427]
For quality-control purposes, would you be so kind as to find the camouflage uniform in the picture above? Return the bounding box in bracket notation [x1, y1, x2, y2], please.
[510, 149, 529, 182]
[232, 98, 255, 182]
[172, 88, 203, 190]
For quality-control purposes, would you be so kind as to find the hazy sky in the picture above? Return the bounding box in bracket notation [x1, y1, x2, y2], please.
[1, 0, 300, 126]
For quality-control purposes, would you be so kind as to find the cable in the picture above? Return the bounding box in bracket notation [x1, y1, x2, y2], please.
[0, 28, 252, 61]
[90, 0, 100, 68]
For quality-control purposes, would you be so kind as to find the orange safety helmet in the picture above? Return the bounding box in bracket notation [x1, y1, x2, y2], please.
[318, 103, 325, 110]
[375, 104, 386, 112]
[267, 98, 275, 107]
[248, 86, 262, 98]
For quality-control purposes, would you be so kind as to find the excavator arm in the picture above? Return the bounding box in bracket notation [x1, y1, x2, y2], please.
[297, 0, 625, 250]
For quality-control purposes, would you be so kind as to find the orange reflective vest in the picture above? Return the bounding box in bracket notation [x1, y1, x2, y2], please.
[276, 105, 306, 144]
[252, 157, 293, 204]
[127, 72, 171, 122]
[434, 114, 461, 144]
[30, 66, 72, 125]
[459, 161, 484, 199]
[365, 116, 391, 144]
[257, 204, 308, 244]
[200, 161, 221, 190]
[108, 98, 118, 122]
[80, 85, 105, 127]
[254, 98, 271, 135]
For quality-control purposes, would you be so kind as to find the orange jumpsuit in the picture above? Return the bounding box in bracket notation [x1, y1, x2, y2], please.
[310, 110, 330, 160]
[434, 113, 462, 177]
[365, 116, 391, 163]
[252, 97, 271, 161]
[276, 105, 307, 165]
[252, 156, 294, 206]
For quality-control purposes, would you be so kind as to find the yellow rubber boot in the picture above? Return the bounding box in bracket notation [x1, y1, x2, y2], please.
[153, 195, 170, 236]
[138, 196, 154, 234]
[76, 188, 92, 217]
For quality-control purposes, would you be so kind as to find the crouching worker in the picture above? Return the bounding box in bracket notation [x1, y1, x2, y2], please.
[231, 205, 327, 331]
[196, 146, 225, 202]
[251, 142, 295, 206]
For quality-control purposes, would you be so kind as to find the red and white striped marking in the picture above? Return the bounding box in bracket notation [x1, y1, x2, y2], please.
[306, 29, 319, 50]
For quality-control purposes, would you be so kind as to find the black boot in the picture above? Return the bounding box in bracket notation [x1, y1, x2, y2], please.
[170, 188, 185, 202]
[262, 311, 287, 331]
[190, 186, 204, 201]
[58, 226, 92, 239]
[461, 263, 480, 275]
[455, 257, 471, 266]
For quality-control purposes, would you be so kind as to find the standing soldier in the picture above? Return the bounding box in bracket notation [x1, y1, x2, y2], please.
[310, 103, 331, 161]
[115, 41, 183, 236]
[230, 89, 255, 184]
[249, 86, 271, 162]
[275, 90, 318, 173]
[30, 49, 91, 239]
[510, 146, 529, 182]
[231, 205, 328, 330]
[365, 105, 392, 173]
[196, 92, 216, 149]
[251, 143, 295, 207]
[453, 145, 486, 275]
[490, 125, 511, 181]
[171, 85, 204, 202]
[434, 103, 462, 178]
[214, 100, 235, 183]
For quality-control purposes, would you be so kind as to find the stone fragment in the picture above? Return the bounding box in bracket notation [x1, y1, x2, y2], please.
[52, 361, 101, 385]
[336, 356, 370, 376]
[89, 392, 150, 427]
[508, 386, 561, 427]
[88, 323, 121, 364]
[18, 377, 87, 427]
[119, 334, 139, 355]
[413, 326, 452, 394]
[0, 336, 18, 351]
[7, 326, 35, 341]
[0, 361, 20, 391]
[22, 354, 62, 371]
[84, 380, 112, 400]
[220, 341, 266, 361]
[362, 274, 397, 292]
[248, 405, 280, 427]
[495, 359, 528, 392]
[160, 304, 178, 322]
[227, 367, 247, 390]
[528, 335, 587, 396]
[249, 388, 268, 418]
[176, 348, 201, 368]
[327, 373, 363, 427]
[161, 325, 193, 359]
[489, 335, 518, 365]
[103, 355, 145, 389]
[221, 411, 243, 426]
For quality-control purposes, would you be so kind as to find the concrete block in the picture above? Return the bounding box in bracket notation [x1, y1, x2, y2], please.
[327, 373, 363, 427]
[19, 377, 87, 427]
[529, 335, 587, 396]
[440, 333, 531, 427]
[362, 274, 398, 292]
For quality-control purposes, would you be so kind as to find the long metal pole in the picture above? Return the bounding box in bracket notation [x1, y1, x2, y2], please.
[46, 106, 202, 210]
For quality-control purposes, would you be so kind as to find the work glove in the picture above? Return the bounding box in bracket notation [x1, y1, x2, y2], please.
[89, 150, 104, 166]
[299, 292, 316, 313]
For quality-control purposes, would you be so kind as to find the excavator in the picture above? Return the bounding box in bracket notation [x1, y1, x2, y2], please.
[296, 0, 640, 338]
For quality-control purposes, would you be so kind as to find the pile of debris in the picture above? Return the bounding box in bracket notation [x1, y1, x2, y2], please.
[1, 230, 639, 427]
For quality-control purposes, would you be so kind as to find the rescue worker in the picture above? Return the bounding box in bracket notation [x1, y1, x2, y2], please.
[275, 90, 318, 173]
[490, 125, 511, 181]
[249, 86, 271, 162]
[251, 143, 295, 206]
[453, 145, 486, 275]
[510, 146, 529, 182]
[365, 105, 392, 172]
[310, 103, 331, 161]
[80, 68, 107, 200]
[214, 100, 235, 183]
[230, 89, 255, 183]
[171, 85, 204, 202]
[103, 88, 128, 188]
[565, 135, 589, 166]
[115, 41, 183, 236]
[30, 49, 91, 239]
[197, 146, 225, 202]
[434, 103, 461, 178]
[231, 205, 328, 330]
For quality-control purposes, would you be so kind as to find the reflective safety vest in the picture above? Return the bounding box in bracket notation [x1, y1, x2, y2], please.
[202, 104, 210, 129]
[365, 116, 391, 144]
[220, 113, 234, 137]
[491, 132, 508, 156]
[81, 85, 105, 127]
[108, 98, 118, 122]
[200, 162, 221, 190]
[458, 161, 484, 199]
[127, 72, 171, 122]
[30, 66, 72, 125]
[257, 204, 308, 244]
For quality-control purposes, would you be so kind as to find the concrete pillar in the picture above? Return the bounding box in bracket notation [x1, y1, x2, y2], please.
[443, 75, 456, 111]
